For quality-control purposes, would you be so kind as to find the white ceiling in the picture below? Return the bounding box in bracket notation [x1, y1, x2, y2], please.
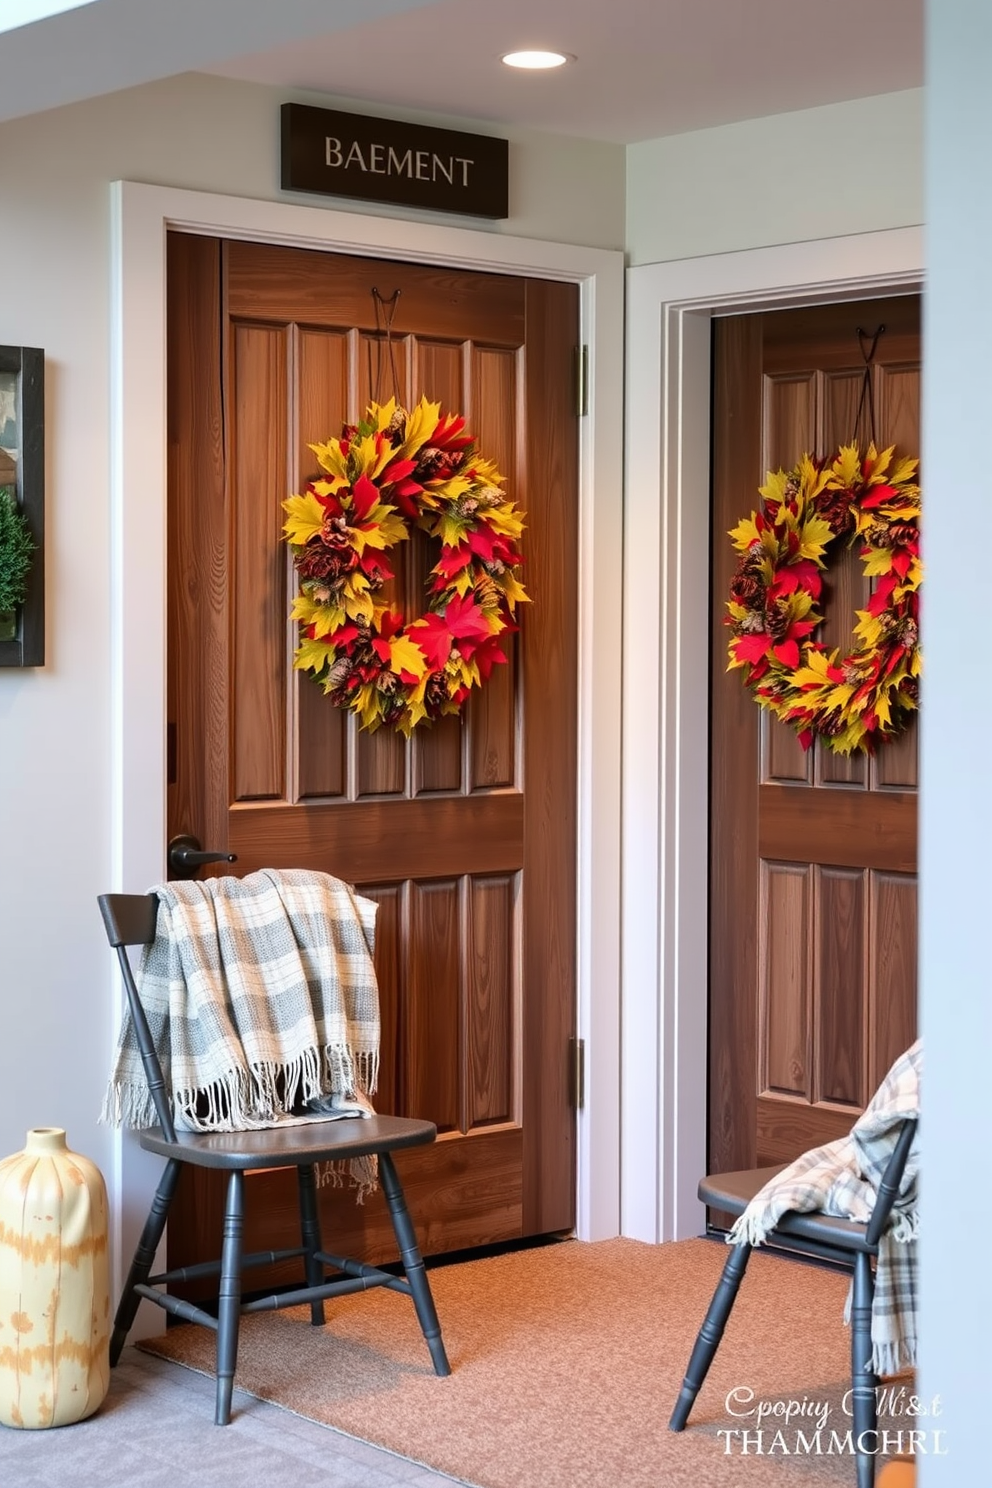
[1, 0, 922, 141]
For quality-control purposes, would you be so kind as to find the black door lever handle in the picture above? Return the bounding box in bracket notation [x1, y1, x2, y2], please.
[168, 834, 238, 880]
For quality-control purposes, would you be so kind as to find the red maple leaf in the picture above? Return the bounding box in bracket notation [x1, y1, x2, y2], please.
[769, 559, 823, 600]
[772, 639, 801, 668]
[733, 633, 772, 664]
[431, 412, 473, 452]
[860, 484, 898, 510]
[407, 612, 453, 672]
[434, 543, 473, 581]
[865, 575, 898, 617]
[473, 633, 508, 680]
[350, 473, 380, 522]
[444, 593, 492, 643]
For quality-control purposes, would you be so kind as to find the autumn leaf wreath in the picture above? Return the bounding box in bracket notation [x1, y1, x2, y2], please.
[283, 397, 529, 736]
[726, 444, 921, 756]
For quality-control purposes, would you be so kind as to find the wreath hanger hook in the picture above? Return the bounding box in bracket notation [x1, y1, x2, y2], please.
[852, 323, 885, 449]
[369, 286, 402, 408]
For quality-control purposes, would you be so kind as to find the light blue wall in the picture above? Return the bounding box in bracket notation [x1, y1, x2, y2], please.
[627, 89, 923, 266]
[919, 3, 992, 1482]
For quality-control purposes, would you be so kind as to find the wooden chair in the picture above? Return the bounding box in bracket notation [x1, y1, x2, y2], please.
[669, 1117, 918, 1488]
[99, 892, 451, 1424]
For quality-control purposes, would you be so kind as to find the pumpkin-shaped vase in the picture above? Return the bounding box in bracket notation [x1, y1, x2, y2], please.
[0, 1128, 111, 1427]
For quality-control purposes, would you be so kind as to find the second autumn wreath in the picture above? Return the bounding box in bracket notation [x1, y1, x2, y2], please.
[725, 442, 921, 756]
[282, 396, 528, 736]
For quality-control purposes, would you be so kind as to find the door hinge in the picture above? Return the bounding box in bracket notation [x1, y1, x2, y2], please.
[569, 1036, 586, 1110]
[574, 345, 589, 417]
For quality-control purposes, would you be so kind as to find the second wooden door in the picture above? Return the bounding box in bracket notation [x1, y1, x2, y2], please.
[710, 296, 921, 1177]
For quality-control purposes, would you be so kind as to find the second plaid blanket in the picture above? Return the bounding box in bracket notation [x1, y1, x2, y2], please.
[728, 1039, 921, 1376]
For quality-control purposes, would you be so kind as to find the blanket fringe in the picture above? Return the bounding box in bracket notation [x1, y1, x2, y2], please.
[316, 1154, 378, 1202]
[101, 1043, 377, 1133]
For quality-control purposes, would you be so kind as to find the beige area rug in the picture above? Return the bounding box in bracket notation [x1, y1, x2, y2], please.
[140, 1238, 923, 1488]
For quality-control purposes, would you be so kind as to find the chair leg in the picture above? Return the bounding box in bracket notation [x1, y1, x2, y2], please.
[214, 1169, 245, 1426]
[850, 1250, 879, 1488]
[379, 1151, 451, 1377]
[109, 1158, 182, 1365]
[297, 1162, 326, 1326]
[669, 1240, 752, 1431]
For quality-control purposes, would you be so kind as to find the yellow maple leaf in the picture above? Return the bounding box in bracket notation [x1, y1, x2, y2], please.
[312, 606, 346, 639]
[290, 593, 321, 625]
[348, 434, 380, 477]
[283, 492, 326, 546]
[890, 455, 920, 486]
[308, 439, 350, 483]
[395, 396, 441, 463]
[312, 475, 348, 498]
[830, 445, 863, 490]
[499, 571, 530, 607]
[729, 515, 761, 551]
[359, 507, 409, 550]
[293, 636, 335, 675]
[863, 550, 894, 577]
[388, 634, 428, 681]
[758, 471, 788, 505]
[398, 676, 430, 735]
[484, 504, 526, 539]
[797, 516, 833, 561]
[369, 397, 398, 432]
[432, 475, 473, 503]
[438, 514, 468, 547]
[343, 585, 374, 624]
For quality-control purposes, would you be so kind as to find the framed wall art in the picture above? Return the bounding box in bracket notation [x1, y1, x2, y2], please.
[0, 345, 44, 667]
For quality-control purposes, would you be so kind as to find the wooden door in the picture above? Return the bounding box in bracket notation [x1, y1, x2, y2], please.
[709, 296, 920, 1177]
[165, 234, 578, 1285]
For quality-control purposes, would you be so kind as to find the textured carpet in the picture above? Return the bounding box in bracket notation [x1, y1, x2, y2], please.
[140, 1237, 919, 1488]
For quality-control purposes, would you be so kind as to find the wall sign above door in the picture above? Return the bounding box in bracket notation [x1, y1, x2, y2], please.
[281, 104, 509, 219]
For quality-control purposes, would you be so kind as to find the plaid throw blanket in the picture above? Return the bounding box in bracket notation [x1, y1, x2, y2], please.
[102, 870, 381, 1190]
[728, 1039, 921, 1376]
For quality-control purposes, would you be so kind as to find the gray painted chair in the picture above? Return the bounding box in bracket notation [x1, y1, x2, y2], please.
[99, 892, 450, 1425]
[669, 1117, 918, 1488]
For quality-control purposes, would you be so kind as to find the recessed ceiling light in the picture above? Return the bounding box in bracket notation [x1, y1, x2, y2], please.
[501, 50, 572, 70]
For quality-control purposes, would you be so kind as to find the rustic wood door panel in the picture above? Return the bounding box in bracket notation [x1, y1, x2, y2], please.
[710, 297, 920, 1177]
[165, 234, 578, 1287]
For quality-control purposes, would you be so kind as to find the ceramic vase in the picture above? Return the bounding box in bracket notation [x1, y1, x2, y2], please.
[0, 1127, 111, 1428]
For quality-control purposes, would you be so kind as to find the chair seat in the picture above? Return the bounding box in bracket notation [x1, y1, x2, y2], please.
[139, 1113, 437, 1169]
[700, 1165, 876, 1254]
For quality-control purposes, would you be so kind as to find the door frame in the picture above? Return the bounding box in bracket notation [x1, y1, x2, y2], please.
[108, 180, 624, 1304]
[622, 225, 924, 1243]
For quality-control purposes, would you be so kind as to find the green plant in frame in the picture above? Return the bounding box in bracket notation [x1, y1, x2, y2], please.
[0, 486, 35, 638]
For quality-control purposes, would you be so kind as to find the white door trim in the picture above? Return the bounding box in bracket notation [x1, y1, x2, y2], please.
[622, 225, 924, 1242]
[109, 181, 624, 1309]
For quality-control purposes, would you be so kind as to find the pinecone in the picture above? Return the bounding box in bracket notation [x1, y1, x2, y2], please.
[764, 602, 791, 642]
[417, 447, 464, 481]
[326, 656, 353, 689]
[730, 569, 763, 608]
[887, 521, 918, 546]
[813, 488, 856, 536]
[424, 672, 451, 713]
[473, 574, 502, 609]
[864, 521, 893, 549]
[297, 545, 353, 584]
[898, 617, 919, 649]
[817, 711, 847, 738]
